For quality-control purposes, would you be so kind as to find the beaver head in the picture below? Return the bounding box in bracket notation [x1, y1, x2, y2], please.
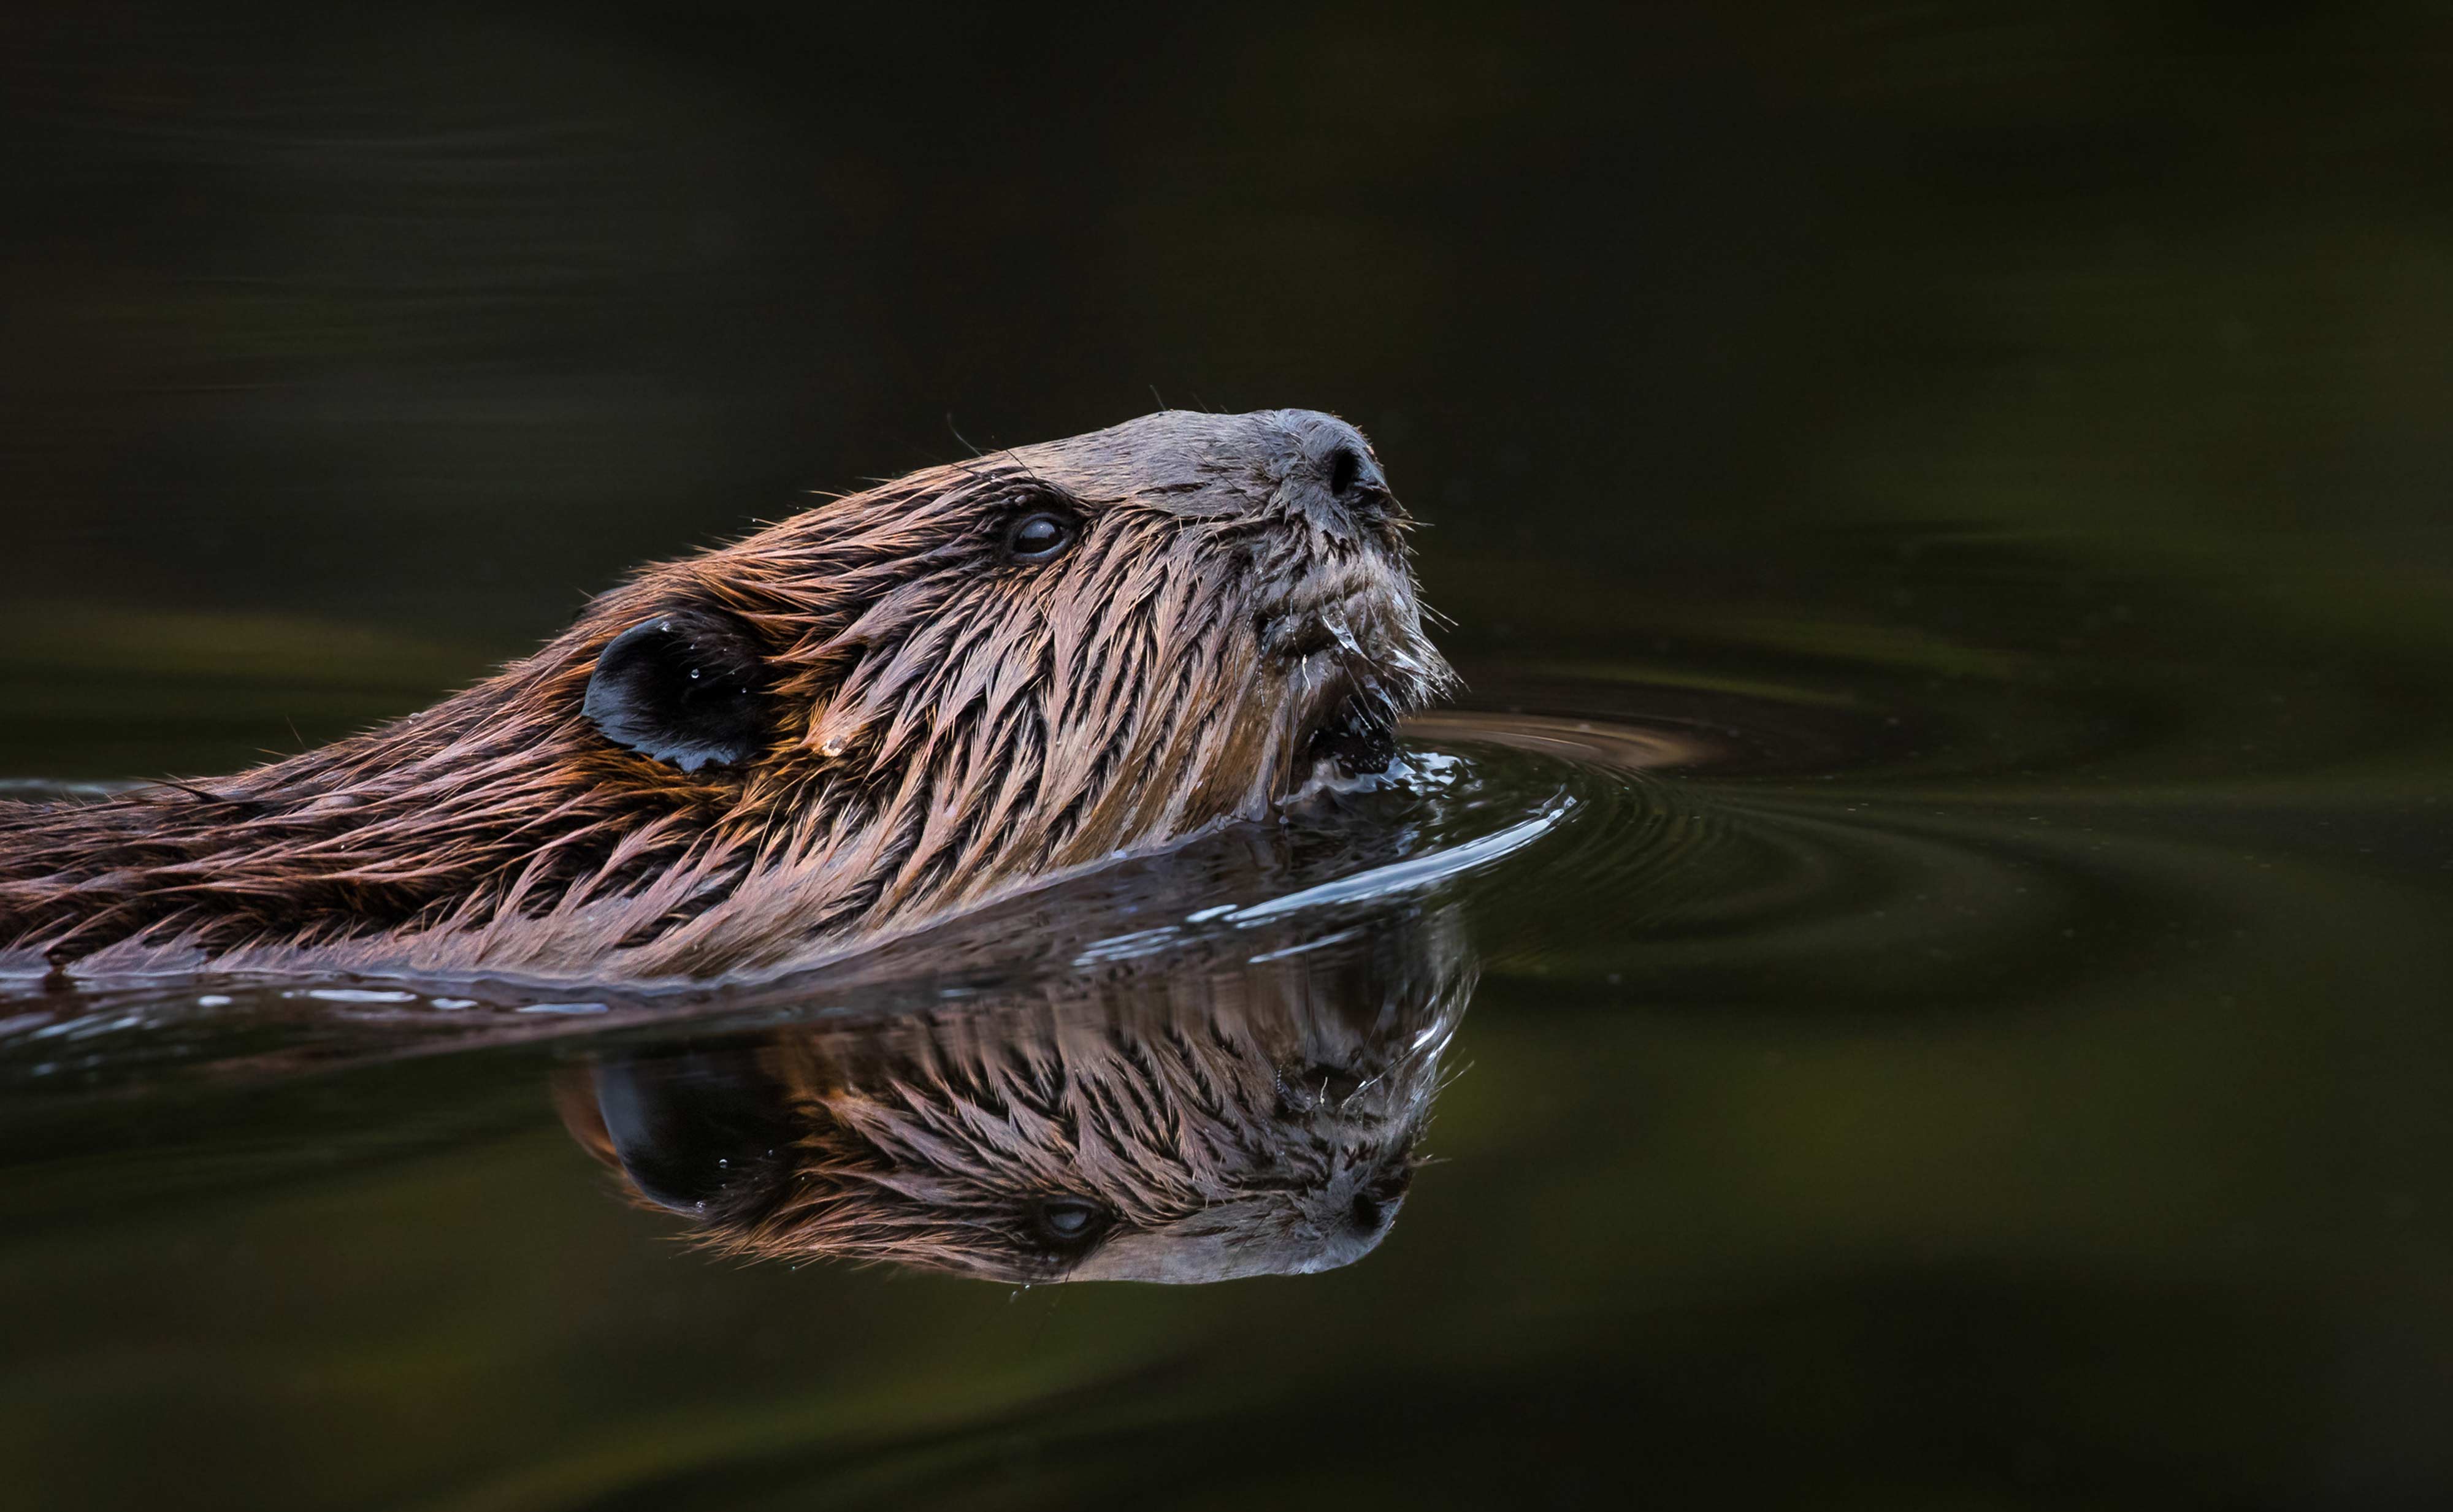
[0, 410, 1454, 980]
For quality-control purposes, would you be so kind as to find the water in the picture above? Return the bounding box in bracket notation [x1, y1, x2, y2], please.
[9, 611, 2449, 1507]
[9, 5, 2453, 1508]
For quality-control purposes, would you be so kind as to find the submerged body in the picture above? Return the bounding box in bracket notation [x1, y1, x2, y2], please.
[0, 410, 1451, 984]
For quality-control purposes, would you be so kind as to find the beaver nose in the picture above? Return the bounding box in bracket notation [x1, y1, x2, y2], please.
[1277, 410, 1391, 516]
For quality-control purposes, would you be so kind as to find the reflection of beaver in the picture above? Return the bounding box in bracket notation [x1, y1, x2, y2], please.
[1, 410, 1452, 982]
[555, 911, 1474, 1283]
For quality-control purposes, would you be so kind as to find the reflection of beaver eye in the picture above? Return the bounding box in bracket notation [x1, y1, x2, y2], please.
[1029, 1196, 1109, 1249]
[1001, 509, 1078, 563]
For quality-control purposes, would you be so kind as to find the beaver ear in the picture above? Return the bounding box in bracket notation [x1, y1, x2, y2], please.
[582, 606, 770, 773]
[591, 1050, 798, 1218]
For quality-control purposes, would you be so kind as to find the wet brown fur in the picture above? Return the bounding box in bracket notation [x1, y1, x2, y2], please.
[0, 411, 1452, 983]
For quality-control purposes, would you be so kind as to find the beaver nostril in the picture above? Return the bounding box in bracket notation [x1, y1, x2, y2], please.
[1327, 445, 1362, 496]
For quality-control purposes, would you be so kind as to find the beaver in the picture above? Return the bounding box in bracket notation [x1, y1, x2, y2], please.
[554, 906, 1474, 1283]
[0, 410, 1453, 984]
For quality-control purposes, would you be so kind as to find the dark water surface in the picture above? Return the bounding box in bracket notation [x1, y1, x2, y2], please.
[8, 632, 2450, 1510]
[8, 4, 2453, 1509]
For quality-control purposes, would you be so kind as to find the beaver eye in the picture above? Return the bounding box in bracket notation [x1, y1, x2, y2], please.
[1029, 1196, 1109, 1248]
[1001, 509, 1077, 563]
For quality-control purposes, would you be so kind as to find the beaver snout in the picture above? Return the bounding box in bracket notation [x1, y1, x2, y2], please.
[1274, 408, 1395, 522]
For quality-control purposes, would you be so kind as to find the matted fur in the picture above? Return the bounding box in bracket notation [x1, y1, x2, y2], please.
[556, 910, 1474, 1283]
[0, 410, 1453, 983]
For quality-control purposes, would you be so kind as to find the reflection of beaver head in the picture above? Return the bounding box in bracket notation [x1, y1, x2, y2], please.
[1, 410, 1453, 981]
[554, 915, 1474, 1283]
